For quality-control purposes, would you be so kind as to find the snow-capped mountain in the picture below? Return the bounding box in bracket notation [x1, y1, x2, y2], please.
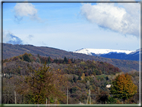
[74, 48, 139, 61]
[74, 48, 134, 55]
[129, 49, 140, 55]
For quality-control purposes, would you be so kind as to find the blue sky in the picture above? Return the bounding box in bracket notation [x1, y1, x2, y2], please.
[3, 1, 140, 51]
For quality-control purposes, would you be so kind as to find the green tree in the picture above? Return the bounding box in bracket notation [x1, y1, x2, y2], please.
[22, 53, 31, 62]
[107, 96, 116, 104]
[64, 57, 68, 64]
[47, 56, 51, 63]
[110, 73, 137, 103]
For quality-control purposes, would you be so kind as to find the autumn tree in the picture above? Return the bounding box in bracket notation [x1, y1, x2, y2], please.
[68, 59, 72, 64]
[16, 63, 67, 104]
[110, 73, 137, 103]
[81, 73, 85, 80]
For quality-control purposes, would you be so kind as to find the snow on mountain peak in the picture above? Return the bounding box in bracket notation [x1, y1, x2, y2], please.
[74, 48, 134, 55]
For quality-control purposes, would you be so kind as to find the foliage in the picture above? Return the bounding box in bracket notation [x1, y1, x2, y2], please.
[110, 73, 137, 101]
[81, 73, 85, 80]
[2, 53, 139, 104]
[80, 61, 85, 65]
[16, 63, 66, 104]
[96, 91, 109, 104]
[73, 75, 77, 83]
[107, 96, 117, 104]
[69, 87, 78, 94]
[22, 53, 31, 62]
[64, 57, 68, 64]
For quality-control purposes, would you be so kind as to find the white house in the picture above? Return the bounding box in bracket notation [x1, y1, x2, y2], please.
[106, 84, 111, 88]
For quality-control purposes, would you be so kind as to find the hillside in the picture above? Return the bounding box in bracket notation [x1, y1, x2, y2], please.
[3, 43, 139, 72]
[2, 53, 123, 104]
[3, 53, 122, 76]
[2, 53, 139, 104]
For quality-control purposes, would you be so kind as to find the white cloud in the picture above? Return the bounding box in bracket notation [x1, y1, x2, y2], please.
[3, 31, 23, 44]
[80, 3, 140, 37]
[14, 3, 40, 21]
[3, 31, 11, 43]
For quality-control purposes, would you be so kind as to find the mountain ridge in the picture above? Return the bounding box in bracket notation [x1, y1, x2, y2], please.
[3, 43, 139, 72]
[74, 48, 134, 55]
[74, 48, 139, 61]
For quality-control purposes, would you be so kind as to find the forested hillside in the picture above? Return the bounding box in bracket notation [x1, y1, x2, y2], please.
[2, 53, 139, 104]
[3, 43, 139, 72]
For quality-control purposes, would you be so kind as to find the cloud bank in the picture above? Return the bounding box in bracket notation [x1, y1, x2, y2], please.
[14, 3, 40, 21]
[3, 31, 23, 44]
[80, 3, 140, 37]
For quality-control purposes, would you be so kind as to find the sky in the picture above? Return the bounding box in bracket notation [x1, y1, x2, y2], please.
[2, 0, 141, 51]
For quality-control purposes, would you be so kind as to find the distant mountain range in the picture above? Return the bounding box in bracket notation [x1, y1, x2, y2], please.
[2, 43, 139, 72]
[4, 35, 140, 61]
[74, 48, 140, 61]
